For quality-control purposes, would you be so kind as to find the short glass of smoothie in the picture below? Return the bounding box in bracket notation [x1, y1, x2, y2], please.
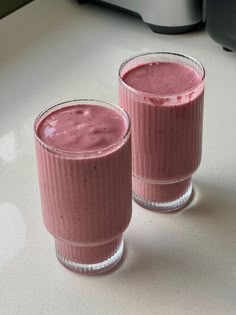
[34, 99, 131, 274]
[119, 52, 205, 212]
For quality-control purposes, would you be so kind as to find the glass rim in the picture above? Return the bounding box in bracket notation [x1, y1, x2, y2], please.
[119, 51, 206, 98]
[34, 99, 131, 157]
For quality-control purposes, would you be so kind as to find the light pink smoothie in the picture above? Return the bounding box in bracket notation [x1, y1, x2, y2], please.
[35, 101, 131, 273]
[119, 55, 205, 211]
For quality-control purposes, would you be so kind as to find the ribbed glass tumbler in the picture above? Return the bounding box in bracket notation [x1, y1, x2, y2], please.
[34, 99, 132, 274]
[119, 52, 205, 212]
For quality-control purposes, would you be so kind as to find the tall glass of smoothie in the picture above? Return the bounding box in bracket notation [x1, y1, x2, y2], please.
[119, 52, 205, 212]
[34, 99, 131, 274]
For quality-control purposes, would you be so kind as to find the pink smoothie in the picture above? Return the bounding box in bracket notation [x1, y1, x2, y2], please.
[35, 102, 131, 271]
[37, 105, 127, 152]
[119, 61, 204, 205]
[122, 62, 201, 94]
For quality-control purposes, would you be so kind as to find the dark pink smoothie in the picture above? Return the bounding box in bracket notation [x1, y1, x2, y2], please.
[38, 105, 127, 152]
[119, 61, 204, 208]
[123, 62, 201, 94]
[35, 103, 131, 271]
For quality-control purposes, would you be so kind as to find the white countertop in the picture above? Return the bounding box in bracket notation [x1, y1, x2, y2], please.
[0, 0, 236, 314]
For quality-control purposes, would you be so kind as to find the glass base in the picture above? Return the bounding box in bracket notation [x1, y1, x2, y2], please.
[55, 238, 124, 275]
[133, 181, 192, 212]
